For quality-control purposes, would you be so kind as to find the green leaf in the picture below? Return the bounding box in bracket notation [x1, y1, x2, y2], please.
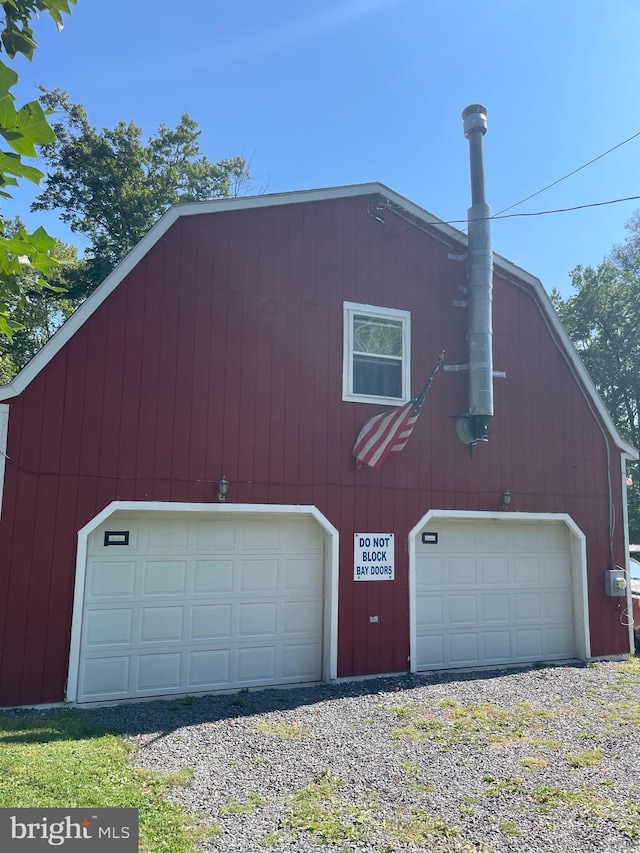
[0, 61, 18, 99]
[0, 95, 18, 130]
[0, 313, 16, 340]
[0, 149, 44, 183]
[28, 226, 57, 253]
[0, 234, 35, 254]
[16, 99, 57, 142]
[2, 26, 37, 61]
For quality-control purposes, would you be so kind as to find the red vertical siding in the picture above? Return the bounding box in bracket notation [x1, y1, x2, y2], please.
[0, 193, 630, 706]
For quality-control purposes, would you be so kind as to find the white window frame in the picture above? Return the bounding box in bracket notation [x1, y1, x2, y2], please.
[342, 302, 411, 405]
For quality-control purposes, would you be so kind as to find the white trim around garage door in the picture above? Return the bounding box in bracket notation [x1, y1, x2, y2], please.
[67, 501, 339, 704]
[0, 403, 8, 522]
[407, 510, 591, 672]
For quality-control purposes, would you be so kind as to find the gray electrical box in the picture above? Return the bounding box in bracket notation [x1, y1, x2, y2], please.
[604, 569, 627, 597]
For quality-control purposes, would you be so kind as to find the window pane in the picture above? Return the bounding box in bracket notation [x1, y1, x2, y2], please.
[353, 355, 403, 398]
[353, 315, 403, 357]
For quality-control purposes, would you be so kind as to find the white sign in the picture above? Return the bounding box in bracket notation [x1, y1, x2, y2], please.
[354, 533, 395, 581]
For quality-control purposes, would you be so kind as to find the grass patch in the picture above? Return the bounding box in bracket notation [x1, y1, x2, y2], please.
[399, 760, 434, 793]
[616, 657, 640, 676]
[0, 711, 215, 852]
[499, 821, 521, 836]
[385, 807, 462, 847]
[255, 720, 306, 738]
[532, 784, 610, 818]
[220, 792, 268, 814]
[285, 771, 376, 843]
[602, 701, 640, 728]
[565, 748, 605, 768]
[483, 777, 527, 798]
[392, 699, 557, 747]
[389, 704, 413, 717]
[519, 756, 549, 770]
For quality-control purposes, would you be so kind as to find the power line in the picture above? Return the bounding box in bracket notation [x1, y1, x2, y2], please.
[494, 129, 640, 217]
[426, 194, 640, 228]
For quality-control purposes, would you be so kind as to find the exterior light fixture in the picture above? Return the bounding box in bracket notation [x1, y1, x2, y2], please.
[499, 490, 512, 510]
[217, 476, 229, 502]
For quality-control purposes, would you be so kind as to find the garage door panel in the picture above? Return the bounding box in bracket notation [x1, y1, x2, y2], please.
[237, 646, 276, 682]
[137, 653, 182, 691]
[514, 592, 542, 621]
[285, 557, 323, 592]
[82, 657, 130, 697]
[416, 556, 443, 587]
[446, 558, 476, 585]
[79, 514, 325, 702]
[541, 556, 571, 586]
[545, 591, 571, 620]
[85, 609, 134, 646]
[483, 631, 512, 661]
[145, 521, 189, 551]
[238, 602, 278, 636]
[514, 629, 543, 658]
[283, 600, 323, 634]
[194, 521, 236, 550]
[240, 560, 278, 591]
[280, 522, 324, 552]
[417, 594, 443, 626]
[512, 557, 541, 585]
[448, 595, 477, 624]
[480, 556, 509, 585]
[241, 523, 280, 551]
[143, 561, 187, 595]
[282, 643, 322, 678]
[543, 626, 574, 656]
[188, 650, 230, 687]
[449, 633, 479, 664]
[193, 560, 234, 593]
[415, 519, 577, 671]
[481, 593, 510, 622]
[417, 635, 444, 667]
[140, 606, 184, 642]
[191, 604, 232, 639]
[88, 561, 136, 598]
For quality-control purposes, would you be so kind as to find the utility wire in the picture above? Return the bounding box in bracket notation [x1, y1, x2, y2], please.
[494, 129, 640, 217]
[417, 194, 640, 228]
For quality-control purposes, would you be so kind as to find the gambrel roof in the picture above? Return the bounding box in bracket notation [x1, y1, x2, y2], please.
[1, 183, 635, 458]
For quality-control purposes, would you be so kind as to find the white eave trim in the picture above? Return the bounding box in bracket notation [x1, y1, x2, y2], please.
[0, 181, 634, 460]
[0, 403, 8, 521]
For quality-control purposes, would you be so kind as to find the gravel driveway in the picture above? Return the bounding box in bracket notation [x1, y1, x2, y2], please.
[91, 660, 640, 852]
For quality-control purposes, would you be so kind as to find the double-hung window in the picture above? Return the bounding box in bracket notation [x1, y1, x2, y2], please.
[343, 302, 410, 405]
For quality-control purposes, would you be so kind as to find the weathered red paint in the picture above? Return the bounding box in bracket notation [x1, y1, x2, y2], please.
[0, 194, 629, 706]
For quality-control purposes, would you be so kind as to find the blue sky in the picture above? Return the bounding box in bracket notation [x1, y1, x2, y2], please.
[5, 0, 640, 297]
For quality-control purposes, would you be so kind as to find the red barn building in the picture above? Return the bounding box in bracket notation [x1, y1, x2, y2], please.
[0, 184, 636, 708]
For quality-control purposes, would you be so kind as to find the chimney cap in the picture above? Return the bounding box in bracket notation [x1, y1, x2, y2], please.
[462, 104, 487, 138]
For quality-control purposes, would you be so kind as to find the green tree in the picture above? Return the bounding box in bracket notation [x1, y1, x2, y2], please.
[0, 1, 75, 338]
[0, 219, 78, 380]
[32, 89, 251, 298]
[552, 215, 640, 542]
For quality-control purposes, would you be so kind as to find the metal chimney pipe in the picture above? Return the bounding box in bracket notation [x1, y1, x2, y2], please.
[459, 104, 494, 444]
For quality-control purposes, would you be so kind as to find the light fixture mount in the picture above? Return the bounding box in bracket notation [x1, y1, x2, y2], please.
[217, 475, 229, 502]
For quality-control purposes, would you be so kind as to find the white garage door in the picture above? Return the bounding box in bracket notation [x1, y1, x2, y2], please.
[77, 513, 325, 703]
[415, 518, 577, 670]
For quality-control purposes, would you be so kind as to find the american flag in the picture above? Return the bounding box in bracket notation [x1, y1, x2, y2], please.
[352, 351, 445, 469]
